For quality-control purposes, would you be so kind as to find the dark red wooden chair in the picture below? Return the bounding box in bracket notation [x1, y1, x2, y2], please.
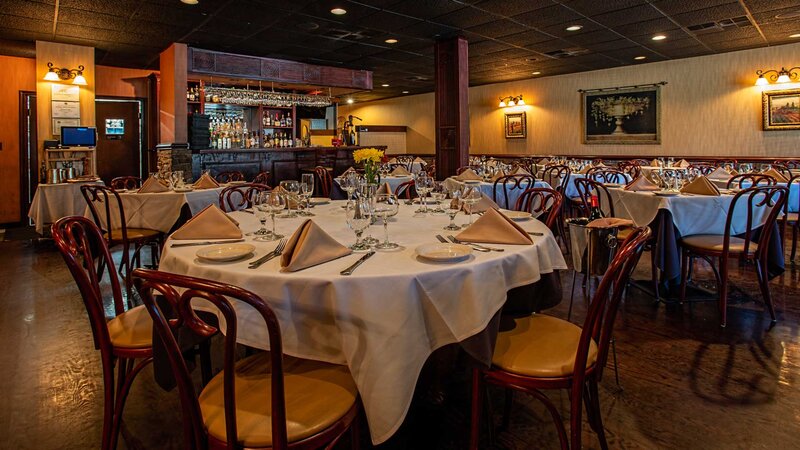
[52, 216, 153, 450]
[252, 171, 271, 187]
[395, 180, 417, 199]
[515, 187, 563, 230]
[727, 173, 776, 189]
[470, 227, 651, 450]
[110, 176, 142, 190]
[783, 175, 800, 262]
[132, 268, 361, 450]
[617, 162, 641, 180]
[218, 183, 270, 212]
[688, 163, 715, 175]
[313, 166, 334, 198]
[492, 174, 535, 210]
[214, 171, 245, 183]
[679, 186, 788, 326]
[586, 168, 628, 184]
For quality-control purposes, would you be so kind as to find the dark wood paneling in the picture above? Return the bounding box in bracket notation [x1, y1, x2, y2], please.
[435, 37, 470, 179]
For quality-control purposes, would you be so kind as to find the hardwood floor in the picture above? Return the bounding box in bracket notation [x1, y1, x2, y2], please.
[1, 235, 798, 449]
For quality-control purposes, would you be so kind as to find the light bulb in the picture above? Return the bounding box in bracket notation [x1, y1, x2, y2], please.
[755, 76, 769, 86]
[777, 73, 791, 83]
[498, 100, 506, 108]
[73, 73, 87, 85]
[44, 70, 60, 81]
[516, 97, 525, 106]
[508, 99, 516, 106]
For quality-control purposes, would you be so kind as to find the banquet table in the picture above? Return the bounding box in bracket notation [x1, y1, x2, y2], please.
[157, 201, 567, 444]
[608, 188, 784, 281]
[83, 187, 224, 233]
[28, 181, 104, 235]
[707, 179, 799, 213]
[443, 178, 552, 209]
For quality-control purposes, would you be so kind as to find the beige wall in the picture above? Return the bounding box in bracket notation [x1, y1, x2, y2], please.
[342, 42, 800, 157]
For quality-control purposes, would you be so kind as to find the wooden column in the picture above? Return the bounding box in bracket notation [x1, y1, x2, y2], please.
[434, 37, 469, 179]
[158, 43, 188, 145]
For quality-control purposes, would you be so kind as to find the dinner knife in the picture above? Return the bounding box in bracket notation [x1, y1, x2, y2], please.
[447, 235, 500, 252]
[435, 235, 449, 243]
[340, 251, 376, 276]
[170, 239, 245, 248]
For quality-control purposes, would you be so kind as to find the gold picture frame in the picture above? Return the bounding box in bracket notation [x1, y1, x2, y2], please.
[504, 112, 526, 139]
[762, 89, 800, 131]
[581, 85, 661, 144]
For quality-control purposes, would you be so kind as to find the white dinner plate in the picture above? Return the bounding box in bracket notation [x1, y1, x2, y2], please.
[416, 243, 472, 262]
[115, 188, 128, 193]
[173, 187, 194, 193]
[310, 197, 330, 205]
[228, 180, 248, 185]
[653, 190, 680, 197]
[604, 183, 625, 188]
[196, 244, 255, 262]
[463, 180, 482, 185]
[499, 209, 532, 221]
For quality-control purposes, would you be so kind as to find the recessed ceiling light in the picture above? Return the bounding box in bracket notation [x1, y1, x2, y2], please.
[565, 25, 583, 31]
[381, 84, 390, 87]
[402, 90, 409, 94]
[385, 38, 398, 44]
[532, 71, 541, 75]
[791, 33, 800, 38]
[330, 7, 347, 15]
[181, 0, 198, 4]
[652, 34, 666, 41]
[346, 98, 354, 104]
[634, 56, 646, 60]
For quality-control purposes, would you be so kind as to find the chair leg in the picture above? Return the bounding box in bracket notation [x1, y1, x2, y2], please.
[469, 368, 483, 450]
[650, 247, 660, 302]
[610, 337, 622, 390]
[500, 389, 513, 432]
[587, 378, 609, 450]
[109, 357, 152, 450]
[568, 271, 578, 321]
[350, 412, 361, 450]
[679, 248, 690, 304]
[791, 225, 798, 262]
[569, 383, 584, 450]
[719, 256, 729, 328]
[754, 259, 777, 323]
[199, 340, 213, 386]
[100, 357, 116, 450]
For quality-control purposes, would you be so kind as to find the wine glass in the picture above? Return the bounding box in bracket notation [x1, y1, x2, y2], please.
[341, 171, 358, 202]
[359, 183, 379, 245]
[255, 191, 285, 241]
[462, 188, 483, 227]
[444, 189, 462, 231]
[247, 192, 272, 238]
[279, 180, 300, 218]
[345, 198, 372, 252]
[415, 173, 434, 214]
[299, 173, 315, 216]
[429, 182, 447, 214]
[374, 193, 400, 250]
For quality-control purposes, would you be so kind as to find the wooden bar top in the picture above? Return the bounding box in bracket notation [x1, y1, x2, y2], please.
[196, 145, 384, 155]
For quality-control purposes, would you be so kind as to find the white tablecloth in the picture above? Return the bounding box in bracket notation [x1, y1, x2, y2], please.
[84, 187, 224, 233]
[28, 181, 104, 234]
[158, 201, 567, 444]
[443, 178, 551, 209]
[608, 188, 774, 236]
[707, 180, 799, 213]
[334, 175, 413, 196]
[563, 173, 632, 199]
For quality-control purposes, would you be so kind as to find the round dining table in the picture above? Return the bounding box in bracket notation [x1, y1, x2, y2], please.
[157, 201, 567, 444]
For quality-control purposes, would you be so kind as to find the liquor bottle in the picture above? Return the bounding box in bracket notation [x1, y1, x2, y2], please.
[186, 87, 191, 101]
[204, 88, 211, 103]
[286, 112, 292, 127]
[588, 195, 603, 220]
[275, 113, 280, 126]
[265, 112, 271, 126]
[280, 113, 286, 127]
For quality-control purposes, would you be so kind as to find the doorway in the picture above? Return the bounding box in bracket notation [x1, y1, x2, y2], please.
[95, 98, 145, 183]
[19, 91, 37, 224]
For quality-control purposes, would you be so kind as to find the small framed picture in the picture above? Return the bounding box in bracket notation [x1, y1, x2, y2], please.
[763, 89, 800, 130]
[504, 112, 526, 139]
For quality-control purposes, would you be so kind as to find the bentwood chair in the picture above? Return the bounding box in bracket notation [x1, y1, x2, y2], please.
[617, 162, 641, 180]
[783, 175, 800, 262]
[111, 176, 143, 190]
[515, 187, 563, 230]
[218, 183, 270, 212]
[214, 171, 245, 183]
[470, 227, 651, 450]
[493, 174, 534, 210]
[395, 180, 417, 199]
[392, 154, 415, 171]
[81, 185, 162, 291]
[688, 163, 715, 175]
[252, 171, 271, 187]
[313, 166, 334, 198]
[132, 268, 361, 450]
[679, 186, 788, 326]
[778, 159, 800, 169]
[771, 164, 793, 181]
[586, 168, 628, 184]
[727, 173, 776, 189]
[53, 216, 153, 450]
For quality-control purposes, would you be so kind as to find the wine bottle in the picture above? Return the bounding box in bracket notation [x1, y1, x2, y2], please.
[588, 195, 603, 220]
[286, 112, 292, 127]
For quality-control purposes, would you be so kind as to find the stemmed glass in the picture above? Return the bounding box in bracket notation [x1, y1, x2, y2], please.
[279, 180, 300, 218]
[341, 171, 358, 202]
[248, 192, 271, 238]
[462, 188, 482, 227]
[444, 189, 462, 231]
[374, 193, 400, 250]
[299, 173, 315, 216]
[415, 173, 434, 213]
[429, 182, 447, 214]
[359, 183, 379, 245]
[255, 191, 285, 241]
[345, 198, 372, 252]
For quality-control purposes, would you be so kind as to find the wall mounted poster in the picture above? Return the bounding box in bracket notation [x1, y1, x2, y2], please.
[762, 89, 800, 130]
[51, 101, 81, 119]
[51, 84, 80, 102]
[582, 84, 661, 144]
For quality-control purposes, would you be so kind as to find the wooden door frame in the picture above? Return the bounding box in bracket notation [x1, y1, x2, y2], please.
[18, 90, 37, 226]
[95, 96, 148, 178]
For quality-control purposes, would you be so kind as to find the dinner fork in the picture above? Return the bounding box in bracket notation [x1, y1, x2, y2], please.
[248, 238, 288, 269]
[448, 235, 502, 252]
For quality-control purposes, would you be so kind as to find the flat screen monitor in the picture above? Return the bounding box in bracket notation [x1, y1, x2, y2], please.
[61, 126, 97, 147]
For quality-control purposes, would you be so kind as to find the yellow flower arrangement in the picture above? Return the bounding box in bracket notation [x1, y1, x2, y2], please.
[352, 148, 384, 183]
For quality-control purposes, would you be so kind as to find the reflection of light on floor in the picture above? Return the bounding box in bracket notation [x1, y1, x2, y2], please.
[778, 340, 794, 389]
[24, 313, 34, 322]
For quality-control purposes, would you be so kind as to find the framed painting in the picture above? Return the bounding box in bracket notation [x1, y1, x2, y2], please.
[763, 89, 800, 130]
[582, 85, 661, 144]
[504, 112, 526, 139]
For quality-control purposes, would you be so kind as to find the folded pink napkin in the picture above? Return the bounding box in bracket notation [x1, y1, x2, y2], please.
[376, 182, 392, 195]
[513, 166, 531, 175]
[138, 176, 169, 193]
[763, 168, 788, 183]
[707, 167, 732, 181]
[579, 165, 592, 174]
[456, 208, 532, 245]
[490, 170, 507, 182]
[680, 176, 720, 196]
[280, 219, 352, 272]
[413, 157, 426, 164]
[677, 159, 690, 168]
[391, 166, 411, 176]
[625, 176, 660, 192]
[193, 173, 220, 189]
[651, 158, 660, 167]
[456, 168, 482, 181]
[587, 218, 634, 229]
[463, 191, 500, 213]
[170, 204, 241, 240]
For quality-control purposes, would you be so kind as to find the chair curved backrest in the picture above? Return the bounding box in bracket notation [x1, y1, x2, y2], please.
[574, 177, 615, 217]
[778, 159, 800, 169]
[727, 173, 776, 189]
[770, 164, 793, 181]
[688, 164, 714, 175]
[218, 183, 270, 212]
[313, 166, 334, 198]
[393, 155, 415, 171]
[252, 171, 271, 187]
[515, 187, 563, 229]
[586, 169, 627, 184]
[214, 171, 245, 183]
[616, 162, 641, 180]
[720, 186, 787, 262]
[81, 184, 128, 242]
[395, 180, 416, 199]
[425, 163, 436, 177]
[132, 268, 288, 450]
[541, 164, 571, 193]
[52, 216, 125, 351]
[456, 166, 477, 175]
[493, 174, 534, 209]
[111, 176, 142, 190]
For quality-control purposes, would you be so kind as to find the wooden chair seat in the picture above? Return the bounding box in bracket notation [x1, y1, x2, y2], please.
[199, 352, 359, 448]
[681, 234, 758, 254]
[785, 212, 798, 223]
[492, 314, 598, 378]
[107, 305, 153, 349]
[105, 227, 161, 242]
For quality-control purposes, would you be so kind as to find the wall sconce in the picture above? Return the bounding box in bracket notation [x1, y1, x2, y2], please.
[44, 62, 87, 85]
[498, 95, 525, 108]
[754, 66, 799, 86]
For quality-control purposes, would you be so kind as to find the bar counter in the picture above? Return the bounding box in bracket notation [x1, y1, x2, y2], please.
[192, 145, 386, 186]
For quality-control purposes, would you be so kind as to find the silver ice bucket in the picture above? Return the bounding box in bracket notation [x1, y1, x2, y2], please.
[567, 218, 619, 276]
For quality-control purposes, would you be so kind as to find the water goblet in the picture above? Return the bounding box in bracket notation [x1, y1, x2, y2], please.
[444, 190, 463, 231]
[430, 182, 447, 214]
[415, 174, 434, 213]
[279, 180, 300, 218]
[255, 191, 285, 241]
[374, 193, 400, 250]
[345, 198, 372, 252]
[462, 188, 482, 227]
[247, 192, 272, 238]
[299, 173, 315, 216]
